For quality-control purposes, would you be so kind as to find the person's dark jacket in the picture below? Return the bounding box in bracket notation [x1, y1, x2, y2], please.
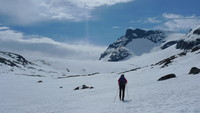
[118, 75, 127, 85]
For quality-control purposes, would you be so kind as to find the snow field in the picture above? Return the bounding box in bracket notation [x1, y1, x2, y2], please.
[1, 66, 200, 113]
[0, 44, 200, 113]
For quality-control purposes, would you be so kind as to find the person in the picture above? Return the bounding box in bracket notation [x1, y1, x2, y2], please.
[118, 74, 127, 101]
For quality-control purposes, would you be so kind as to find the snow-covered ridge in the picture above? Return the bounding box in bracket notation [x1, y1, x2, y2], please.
[176, 25, 200, 50]
[0, 51, 33, 67]
[0, 51, 137, 78]
[186, 25, 200, 40]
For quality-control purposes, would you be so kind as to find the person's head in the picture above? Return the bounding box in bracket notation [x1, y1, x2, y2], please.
[120, 74, 124, 78]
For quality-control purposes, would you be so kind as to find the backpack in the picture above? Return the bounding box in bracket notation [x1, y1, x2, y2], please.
[119, 77, 126, 85]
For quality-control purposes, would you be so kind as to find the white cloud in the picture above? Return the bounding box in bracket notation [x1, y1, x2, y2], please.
[0, 26, 106, 60]
[0, 26, 10, 30]
[0, 0, 135, 25]
[130, 19, 143, 23]
[112, 26, 121, 29]
[146, 17, 161, 23]
[162, 13, 183, 19]
[70, 0, 133, 9]
[163, 18, 200, 31]
[128, 27, 135, 29]
[130, 17, 161, 24]
[157, 13, 200, 32]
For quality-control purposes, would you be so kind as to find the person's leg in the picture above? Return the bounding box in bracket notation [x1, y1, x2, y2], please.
[119, 87, 122, 100]
[122, 86, 125, 101]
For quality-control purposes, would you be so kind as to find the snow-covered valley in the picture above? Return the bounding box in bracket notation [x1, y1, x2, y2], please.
[0, 44, 200, 113]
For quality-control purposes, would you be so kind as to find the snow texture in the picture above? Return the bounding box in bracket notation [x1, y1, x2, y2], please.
[0, 43, 200, 113]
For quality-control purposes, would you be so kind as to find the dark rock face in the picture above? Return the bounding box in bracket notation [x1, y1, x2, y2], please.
[0, 57, 19, 67]
[189, 67, 200, 75]
[176, 39, 200, 50]
[193, 28, 200, 35]
[161, 41, 178, 50]
[124, 29, 166, 44]
[158, 74, 176, 81]
[108, 48, 132, 62]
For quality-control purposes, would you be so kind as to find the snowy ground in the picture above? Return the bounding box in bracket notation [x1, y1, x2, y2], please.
[0, 46, 200, 113]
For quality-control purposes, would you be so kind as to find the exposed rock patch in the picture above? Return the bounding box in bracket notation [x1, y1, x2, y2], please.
[74, 85, 94, 90]
[189, 67, 200, 75]
[158, 74, 176, 81]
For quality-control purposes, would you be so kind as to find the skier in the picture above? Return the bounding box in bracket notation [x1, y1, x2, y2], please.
[118, 74, 127, 101]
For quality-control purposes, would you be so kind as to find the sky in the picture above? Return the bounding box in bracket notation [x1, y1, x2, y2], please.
[0, 0, 200, 60]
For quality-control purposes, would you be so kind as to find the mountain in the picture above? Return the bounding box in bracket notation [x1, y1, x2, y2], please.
[0, 51, 60, 77]
[176, 25, 200, 50]
[161, 25, 200, 51]
[99, 28, 168, 61]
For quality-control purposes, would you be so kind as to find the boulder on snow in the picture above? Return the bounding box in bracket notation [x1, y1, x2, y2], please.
[189, 67, 200, 75]
[37, 80, 43, 83]
[158, 74, 176, 81]
[74, 85, 94, 90]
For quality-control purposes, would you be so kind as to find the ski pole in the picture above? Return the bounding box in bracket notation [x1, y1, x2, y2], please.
[113, 88, 118, 103]
[126, 85, 130, 100]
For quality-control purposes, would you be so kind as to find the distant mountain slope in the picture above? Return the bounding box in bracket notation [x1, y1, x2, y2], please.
[99, 28, 168, 61]
[0, 51, 54, 77]
[0, 51, 135, 78]
[0, 51, 33, 67]
[161, 25, 200, 51]
[176, 25, 200, 50]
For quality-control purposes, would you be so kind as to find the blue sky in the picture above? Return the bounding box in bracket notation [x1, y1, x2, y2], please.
[0, 0, 200, 60]
[1, 0, 200, 45]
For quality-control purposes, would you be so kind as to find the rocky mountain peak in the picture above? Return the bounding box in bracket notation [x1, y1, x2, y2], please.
[99, 28, 167, 61]
[125, 28, 145, 38]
